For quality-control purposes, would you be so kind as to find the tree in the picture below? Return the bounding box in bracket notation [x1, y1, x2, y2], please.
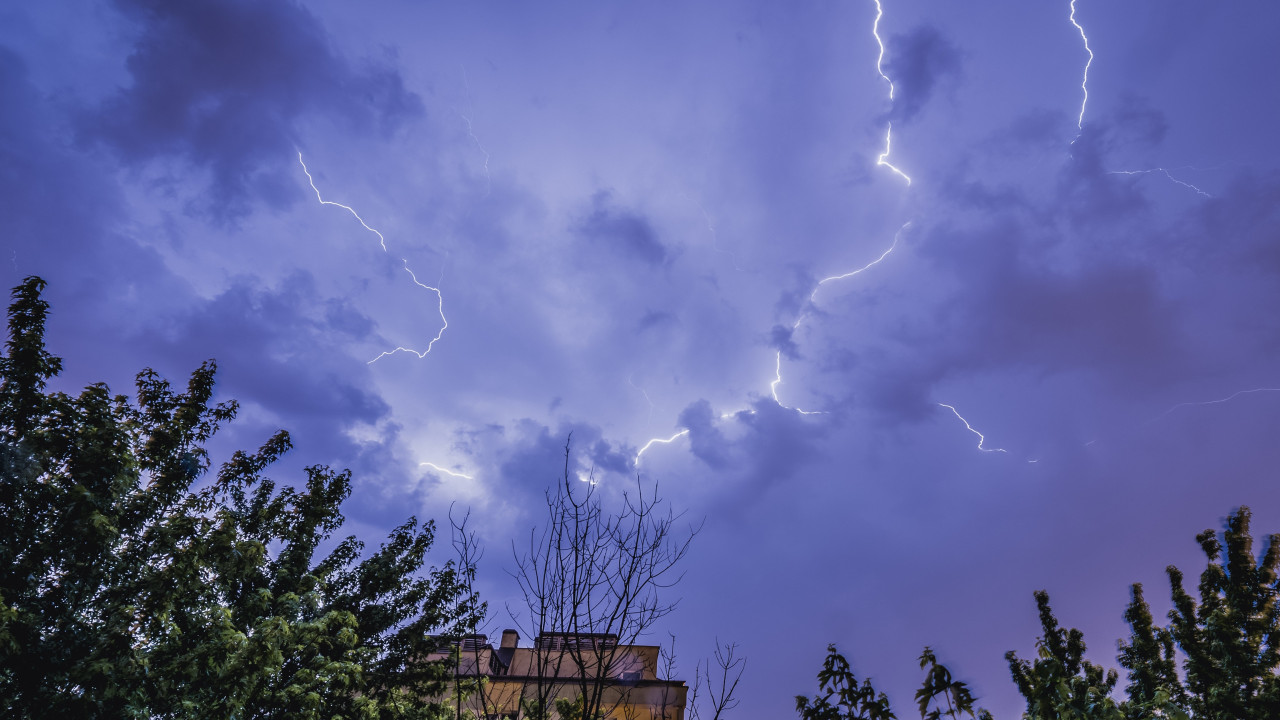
[686, 639, 746, 720]
[916, 648, 990, 720]
[1005, 591, 1122, 720]
[0, 276, 480, 718]
[800, 508, 1280, 720]
[507, 442, 697, 720]
[795, 644, 896, 720]
[1164, 506, 1280, 719]
[1115, 584, 1185, 719]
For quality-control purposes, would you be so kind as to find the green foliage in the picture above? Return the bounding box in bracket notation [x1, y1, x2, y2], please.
[1165, 506, 1280, 720]
[916, 647, 988, 720]
[1005, 591, 1121, 720]
[799, 509, 1280, 720]
[795, 644, 896, 720]
[553, 694, 605, 720]
[0, 277, 481, 718]
[1116, 584, 1187, 720]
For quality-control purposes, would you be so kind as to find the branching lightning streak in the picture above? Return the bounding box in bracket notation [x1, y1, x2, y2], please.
[458, 65, 492, 195]
[420, 461, 474, 480]
[1071, 7, 1213, 198]
[702, 208, 744, 271]
[459, 113, 492, 195]
[772, 222, 910, 414]
[634, 429, 690, 466]
[938, 403, 1008, 453]
[636, 2, 919, 465]
[810, 222, 909, 303]
[628, 373, 656, 425]
[770, 352, 827, 416]
[1069, 0, 1093, 132]
[1107, 169, 1212, 198]
[298, 152, 449, 363]
[1155, 387, 1280, 420]
[871, 0, 911, 185]
[367, 262, 449, 362]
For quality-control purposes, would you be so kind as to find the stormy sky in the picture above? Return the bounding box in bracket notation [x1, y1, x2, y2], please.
[4, 1, 1280, 716]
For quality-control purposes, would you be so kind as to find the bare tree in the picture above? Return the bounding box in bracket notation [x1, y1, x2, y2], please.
[510, 439, 698, 719]
[448, 505, 492, 719]
[687, 641, 745, 720]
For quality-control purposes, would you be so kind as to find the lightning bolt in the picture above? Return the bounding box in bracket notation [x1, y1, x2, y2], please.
[459, 113, 491, 195]
[628, 373, 656, 425]
[1069, 0, 1093, 133]
[809, 222, 909, 304]
[702, 208, 744, 271]
[634, 429, 691, 466]
[769, 352, 827, 416]
[871, 0, 911, 185]
[458, 64, 492, 196]
[772, 222, 910, 413]
[938, 403, 1008, 453]
[1107, 168, 1212, 198]
[1068, 5, 1217, 198]
[420, 461, 474, 480]
[636, 2, 918, 467]
[297, 152, 450, 363]
[1154, 387, 1280, 421]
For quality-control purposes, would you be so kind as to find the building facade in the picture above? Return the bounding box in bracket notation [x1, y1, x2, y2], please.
[436, 630, 687, 720]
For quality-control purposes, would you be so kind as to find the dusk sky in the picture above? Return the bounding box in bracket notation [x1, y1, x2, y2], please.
[4, 1, 1280, 716]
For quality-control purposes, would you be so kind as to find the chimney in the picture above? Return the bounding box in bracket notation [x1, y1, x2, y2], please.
[500, 629, 520, 649]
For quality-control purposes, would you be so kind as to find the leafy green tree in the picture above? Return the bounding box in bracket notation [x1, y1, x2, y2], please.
[801, 507, 1280, 720]
[1115, 584, 1186, 720]
[795, 644, 896, 720]
[1005, 591, 1121, 720]
[1165, 506, 1280, 720]
[916, 647, 991, 720]
[0, 277, 480, 719]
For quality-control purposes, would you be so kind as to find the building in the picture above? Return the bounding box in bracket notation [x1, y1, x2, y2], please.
[435, 630, 687, 720]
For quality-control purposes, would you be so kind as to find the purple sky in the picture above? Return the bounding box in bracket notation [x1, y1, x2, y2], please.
[5, 1, 1280, 716]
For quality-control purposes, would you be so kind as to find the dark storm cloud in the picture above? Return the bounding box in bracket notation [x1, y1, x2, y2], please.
[1105, 95, 1169, 149]
[817, 117, 1194, 426]
[574, 190, 669, 266]
[0, 44, 202, 386]
[494, 419, 634, 493]
[1188, 173, 1280, 271]
[885, 25, 962, 125]
[81, 0, 422, 223]
[141, 272, 397, 485]
[962, 257, 1182, 381]
[164, 272, 388, 423]
[768, 323, 801, 360]
[636, 310, 677, 333]
[678, 399, 731, 469]
[678, 398, 830, 491]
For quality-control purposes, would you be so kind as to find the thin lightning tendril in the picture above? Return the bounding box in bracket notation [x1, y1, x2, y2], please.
[634, 429, 691, 466]
[297, 152, 449, 363]
[419, 461, 473, 480]
[1069, 0, 1093, 132]
[872, 0, 911, 185]
[1156, 387, 1280, 421]
[938, 403, 1008, 453]
[773, 222, 911, 413]
[1108, 169, 1212, 198]
[637, 2, 925, 465]
[1075, 7, 1212, 196]
[628, 373, 656, 425]
[770, 352, 827, 416]
[810, 222, 910, 303]
[459, 113, 491, 194]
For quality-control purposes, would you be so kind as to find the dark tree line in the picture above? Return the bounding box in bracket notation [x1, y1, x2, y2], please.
[0, 277, 482, 719]
[797, 506, 1280, 719]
